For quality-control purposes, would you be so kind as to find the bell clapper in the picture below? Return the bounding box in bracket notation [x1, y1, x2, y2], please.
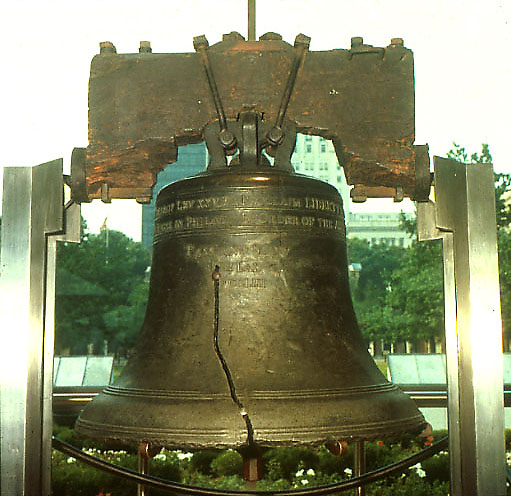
[241, 445, 264, 489]
[137, 442, 162, 496]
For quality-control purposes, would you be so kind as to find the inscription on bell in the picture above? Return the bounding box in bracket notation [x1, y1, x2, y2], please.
[155, 195, 342, 218]
[223, 278, 266, 289]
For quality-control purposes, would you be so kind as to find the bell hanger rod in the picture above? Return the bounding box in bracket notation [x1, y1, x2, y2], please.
[248, 0, 256, 41]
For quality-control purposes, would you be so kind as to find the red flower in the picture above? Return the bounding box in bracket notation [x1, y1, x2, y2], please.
[377, 440, 384, 446]
[427, 436, 434, 442]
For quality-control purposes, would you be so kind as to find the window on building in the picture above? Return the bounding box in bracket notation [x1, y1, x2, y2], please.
[399, 238, 404, 247]
[371, 238, 377, 245]
[306, 144, 312, 153]
[305, 135, 312, 141]
[321, 143, 326, 153]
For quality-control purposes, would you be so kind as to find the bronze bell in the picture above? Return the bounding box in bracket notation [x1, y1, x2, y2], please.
[76, 113, 425, 449]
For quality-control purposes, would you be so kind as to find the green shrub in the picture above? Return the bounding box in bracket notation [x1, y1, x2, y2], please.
[262, 447, 319, 480]
[210, 450, 243, 477]
[422, 452, 450, 483]
[53, 423, 135, 454]
[506, 429, 511, 450]
[148, 450, 183, 482]
[366, 472, 449, 495]
[316, 444, 353, 476]
[190, 449, 220, 475]
[51, 449, 138, 496]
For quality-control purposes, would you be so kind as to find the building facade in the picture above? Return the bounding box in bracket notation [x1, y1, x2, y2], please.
[347, 212, 413, 247]
[291, 134, 350, 212]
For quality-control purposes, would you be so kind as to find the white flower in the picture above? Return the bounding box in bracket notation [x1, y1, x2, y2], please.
[177, 451, 193, 460]
[306, 468, 315, 476]
[154, 453, 167, 461]
[300, 479, 309, 485]
[410, 463, 426, 478]
[344, 468, 352, 476]
[295, 469, 304, 477]
[66, 457, 76, 464]
[416, 468, 426, 478]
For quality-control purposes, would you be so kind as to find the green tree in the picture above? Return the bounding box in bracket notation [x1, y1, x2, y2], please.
[379, 142, 510, 348]
[384, 238, 444, 347]
[347, 238, 404, 342]
[55, 220, 150, 355]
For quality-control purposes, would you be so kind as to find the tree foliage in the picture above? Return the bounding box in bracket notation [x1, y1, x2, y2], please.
[55, 221, 150, 355]
[348, 142, 511, 348]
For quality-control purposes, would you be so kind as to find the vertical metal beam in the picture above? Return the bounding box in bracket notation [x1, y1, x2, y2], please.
[418, 157, 506, 495]
[353, 441, 366, 496]
[248, 0, 256, 41]
[0, 160, 80, 495]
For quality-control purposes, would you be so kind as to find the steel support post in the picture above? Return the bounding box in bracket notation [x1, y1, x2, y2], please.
[418, 157, 506, 496]
[0, 160, 80, 496]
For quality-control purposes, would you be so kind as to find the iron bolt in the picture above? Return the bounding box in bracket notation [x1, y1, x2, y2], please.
[193, 35, 209, 51]
[222, 31, 245, 42]
[99, 41, 117, 54]
[294, 33, 311, 50]
[139, 41, 152, 53]
[351, 37, 364, 48]
[218, 129, 237, 150]
[259, 32, 282, 41]
[390, 38, 404, 46]
[267, 126, 285, 146]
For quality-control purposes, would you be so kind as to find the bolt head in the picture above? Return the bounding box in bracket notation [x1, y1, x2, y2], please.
[259, 32, 283, 41]
[294, 33, 311, 50]
[351, 37, 364, 48]
[193, 35, 209, 51]
[139, 41, 152, 53]
[99, 41, 117, 54]
[267, 127, 284, 146]
[390, 38, 404, 46]
[218, 129, 237, 150]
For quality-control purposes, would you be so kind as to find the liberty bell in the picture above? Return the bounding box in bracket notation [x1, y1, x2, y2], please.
[76, 111, 425, 449]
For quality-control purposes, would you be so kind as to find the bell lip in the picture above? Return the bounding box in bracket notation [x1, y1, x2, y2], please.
[75, 414, 427, 450]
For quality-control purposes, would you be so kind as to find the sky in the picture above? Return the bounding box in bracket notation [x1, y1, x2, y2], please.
[0, 0, 509, 241]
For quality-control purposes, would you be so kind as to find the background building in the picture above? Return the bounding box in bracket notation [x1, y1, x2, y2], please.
[347, 212, 413, 247]
[291, 134, 350, 212]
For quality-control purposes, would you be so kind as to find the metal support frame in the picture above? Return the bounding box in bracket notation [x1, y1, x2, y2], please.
[418, 157, 506, 495]
[0, 160, 80, 496]
[353, 441, 366, 496]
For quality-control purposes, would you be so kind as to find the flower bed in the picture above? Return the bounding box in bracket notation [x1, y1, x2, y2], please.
[50, 425, 461, 495]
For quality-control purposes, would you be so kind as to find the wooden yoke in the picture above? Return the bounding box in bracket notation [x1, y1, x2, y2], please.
[70, 32, 431, 203]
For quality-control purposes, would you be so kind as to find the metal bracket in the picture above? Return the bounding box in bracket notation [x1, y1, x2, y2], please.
[417, 156, 506, 496]
[0, 160, 81, 496]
